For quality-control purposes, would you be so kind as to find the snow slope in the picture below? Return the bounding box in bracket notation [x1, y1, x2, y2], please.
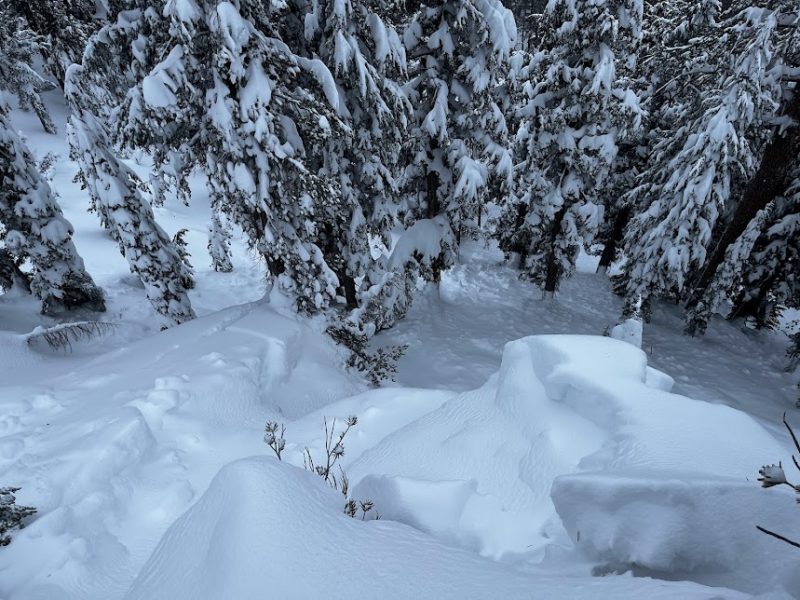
[2, 96, 798, 599]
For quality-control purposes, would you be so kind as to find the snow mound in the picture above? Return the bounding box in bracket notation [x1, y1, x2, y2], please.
[347, 335, 789, 592]
[124, 457, 535, 600]
[125, 457, 747, 600]
[0, 302, 363, 600]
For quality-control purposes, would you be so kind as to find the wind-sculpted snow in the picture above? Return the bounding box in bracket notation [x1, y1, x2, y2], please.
[125, 457, 747, 600]
[0, 308, 787, 598]
[346, 335, 793, 593]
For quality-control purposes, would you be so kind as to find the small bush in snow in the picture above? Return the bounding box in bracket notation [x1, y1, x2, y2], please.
[265, 416, 378, 520]
[303, 416, 358, 491]
[0, 487, 36, 547]
[38, 152, 59, 180]
[327, 326, 408, 386]
[757, 413, 800, 548]
[264, 421, 286, 461]
[171, 229, 193, 271]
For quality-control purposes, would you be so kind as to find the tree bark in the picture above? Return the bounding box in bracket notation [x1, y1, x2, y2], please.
[543, 206, 569, 295]
[340, 273, 358, 310]
[686, 89, 800, 312]
[597, 205, 631, 273]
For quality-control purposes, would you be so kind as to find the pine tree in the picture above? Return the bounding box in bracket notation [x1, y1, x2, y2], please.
[105, 0, 359, 314]
[0, 11, 57, 134]
[66, 70, 195, 326]
[401, 0, 516, 283]
[504, 0, 643, 296]
[681, 3, 800, 333]
[295, 0, 416, 329]
[621, 4, 786, 317]
[7, 0, 99, 87]
[0, 104, 105, 314]
[722, 163, 799, 331]
[208, 210, 233, 273]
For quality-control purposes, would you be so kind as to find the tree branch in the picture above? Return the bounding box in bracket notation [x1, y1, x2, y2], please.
[757, 525, 800, 549]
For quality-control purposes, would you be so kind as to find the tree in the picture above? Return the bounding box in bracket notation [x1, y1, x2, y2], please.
[0, 104, 105, 314]
[504, 0, 643, 296]
[107, 0, 357, 314]
[66, 68, 195, 326]
[402, 0, 516, 284]
[721, 162, 799, 332]
[0, 11, 56, 134]
[621, 4, 787, 318]
[208, 211, 233, 273]
[293, 0, 414, 329]
[7, 0, 99, 87]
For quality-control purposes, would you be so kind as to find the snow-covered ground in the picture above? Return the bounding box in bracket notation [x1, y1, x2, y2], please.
[2, 95, 799, 599]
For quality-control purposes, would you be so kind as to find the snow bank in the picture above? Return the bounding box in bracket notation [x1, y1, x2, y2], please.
[125, 457, 747, 600]
[0, 302, 363, 600]
[124, 457, 537, 600]
[347, 335, 790, 593]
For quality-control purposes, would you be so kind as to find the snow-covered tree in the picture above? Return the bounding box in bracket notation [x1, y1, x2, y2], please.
[401, 0, 516, 283]
[718, 163, 799, 331]
[293, 0, 415, 329]
[208, 210, 233, 273]
[0, 486, 36, 547]
[503, 0, 643, 296]
[0, 104, 105, 314]
[105, 0, 361, 314]
[66, 70, 195, 326]
[7, 0, 99, 87]
[0, 12, 57, 133]
[621, 5, 787, 318]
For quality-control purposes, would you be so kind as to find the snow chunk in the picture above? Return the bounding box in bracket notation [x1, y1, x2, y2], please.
[552, 473, 800, 594]
[610, 317, 642, 348]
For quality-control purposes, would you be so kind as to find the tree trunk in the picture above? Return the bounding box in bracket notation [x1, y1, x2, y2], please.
[543, 207, 569, 296]
[597, 205, 631, 274]
[341, 273, 358, 310]
[686, 89, 800, 313]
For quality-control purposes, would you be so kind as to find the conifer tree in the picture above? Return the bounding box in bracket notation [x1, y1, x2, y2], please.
[106, 0, 354, 314]
[0, 11, 56, 134]
[401, 0, 516, 284]
[295, 0, 416, 329]
[621, 4, 787, 318]
[66, 67, 195, 326]
[504, 0, 643, 296]
[7, 0, 99, 87]
[208, 211, 233, 273]
[0, 104, 105, 314]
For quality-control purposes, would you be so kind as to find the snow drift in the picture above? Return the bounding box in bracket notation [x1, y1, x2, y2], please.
[347, 335, 793, 593]
[125, 457, 748, 600]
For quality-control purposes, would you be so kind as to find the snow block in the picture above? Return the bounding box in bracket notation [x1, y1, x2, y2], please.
[552, 472, 800, 594]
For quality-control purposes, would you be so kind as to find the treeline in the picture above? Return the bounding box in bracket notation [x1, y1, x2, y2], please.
[0, 0, 797, 362]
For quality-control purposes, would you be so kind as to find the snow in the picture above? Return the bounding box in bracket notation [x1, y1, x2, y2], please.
[125, 457, 748, 600]
[552, 473, 800, 592]
[1, 93, 798, 600]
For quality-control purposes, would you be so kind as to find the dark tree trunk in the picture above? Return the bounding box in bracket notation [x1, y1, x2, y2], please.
[597, 205, 631, 273]
[340, 273, 358, 310]
[686, 90, 800, 314]
[425, 139, 444, 284]
[543, 207, 569, 295]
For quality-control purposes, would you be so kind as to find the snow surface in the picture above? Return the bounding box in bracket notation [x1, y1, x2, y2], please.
[1, 93, 799, 599]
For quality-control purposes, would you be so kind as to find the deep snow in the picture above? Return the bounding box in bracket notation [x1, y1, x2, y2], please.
[1, 93, 799, 599]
